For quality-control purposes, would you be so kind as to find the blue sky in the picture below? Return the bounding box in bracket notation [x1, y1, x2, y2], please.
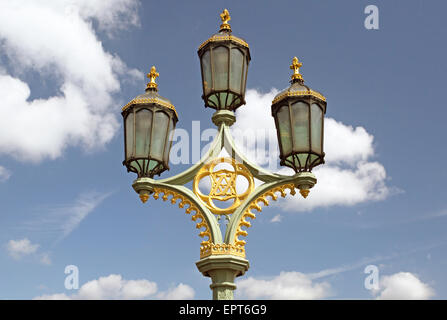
[0, 0, 446, 299]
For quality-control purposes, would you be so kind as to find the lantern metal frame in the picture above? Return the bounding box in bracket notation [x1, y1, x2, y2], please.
[271, 95, 326, 173]
[197, 9, 251, 111]
[122, 105, 177, 178]
[271, 56, 327, 173]
[122, 66, 178, 179]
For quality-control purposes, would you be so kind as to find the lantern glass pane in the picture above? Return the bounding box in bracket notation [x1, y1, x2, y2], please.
[219, 92, 228, 107]
[311, 103, 323, 154]
[241, 56, 247, 95]
[151, 111, 169, 160]
[291, 101, 309, 151]
[163, 118, 175, 164]
[135, 109, 152, 158]
[230, 48, 243, 93]
[309, 154, 319, 167]
[148, 159, 158, 170]
[227, 92, 234, 106]
[202, 50, 212, 95]
[277, 105, 292, 155]
[125, 112, 134, 159]
[209, 94, 219, 107]
[212, 46, 229, 90]
[295, 153, 309, 169]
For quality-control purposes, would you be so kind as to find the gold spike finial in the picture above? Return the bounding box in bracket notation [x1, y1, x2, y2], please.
[219, 9, 231, 31]
[139, 192, 149, 203]
[146, 66, 159, 90]
[299, 189, 310, 198]
[290, 57, 303, 82]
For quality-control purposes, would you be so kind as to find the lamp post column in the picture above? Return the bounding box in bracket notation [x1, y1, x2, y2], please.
[196, 255, 249, 300]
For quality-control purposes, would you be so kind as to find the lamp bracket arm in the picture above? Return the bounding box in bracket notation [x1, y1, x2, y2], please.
[221, 124, 296, 183]
[134, 179, 223, 243]
[156, 125, 225, 186]
[224, 178, 298, 244]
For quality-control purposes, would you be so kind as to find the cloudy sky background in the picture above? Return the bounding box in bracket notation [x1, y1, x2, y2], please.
[0, 0, 446, 299]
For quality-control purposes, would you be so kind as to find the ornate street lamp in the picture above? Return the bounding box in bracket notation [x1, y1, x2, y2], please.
[271, 57, 327, 197]
[198, 9, 250, 113]
[122, 10, 327, 300]
[122, 66, 178, 201]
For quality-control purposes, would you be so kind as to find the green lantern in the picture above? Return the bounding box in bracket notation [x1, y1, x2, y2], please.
[122, 66, 178, 178]
[271, 57, 327, 173]
[198, 9, 251, 111]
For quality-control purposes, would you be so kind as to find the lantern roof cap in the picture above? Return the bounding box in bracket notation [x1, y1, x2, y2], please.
[272, 57, 326, 105]
[122, 66, 178, 118]
[198, 9, 249, 52]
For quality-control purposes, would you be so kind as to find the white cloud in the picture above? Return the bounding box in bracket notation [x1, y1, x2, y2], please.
[0, 165, 11, 182]
[6, 238, 52, 265]
[34, 274, 195, 300]
[8, 192, 108, 265]
[23, 191, 111, 242]
[35, 293, 71, 300]
[0, 0, 142, 162]
[77, 274, 157, 300]
[236, 271, 332, 300]
[374, 272, 435, 300]
[323, 118, 374, 165]
[6, 238, 39, 259]
[270, 214, 282, 223]
[278, 161, 389, 211]
[39, 252, 52, 266]
[233, 89, 392, 211]
[71, 0, 140, 36]
[157, 283, 195, 300]
[57, 192, 111, 240]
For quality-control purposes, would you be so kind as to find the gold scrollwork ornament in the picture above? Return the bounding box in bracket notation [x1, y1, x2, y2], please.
[193, 158, 254, 215]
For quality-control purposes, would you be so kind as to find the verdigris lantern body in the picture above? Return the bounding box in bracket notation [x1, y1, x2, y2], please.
[198, 9, 251, 111]
[122, 66, 178, 179]
[271, 57, 327, 173]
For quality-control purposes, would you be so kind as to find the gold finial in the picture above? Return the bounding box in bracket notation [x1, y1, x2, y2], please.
[139, 192, 149, 203]
[219, 9, 231, 31]
[290, 57, 303, 82]
[299, 189, 310, 198]
[146, 66, 159, 90]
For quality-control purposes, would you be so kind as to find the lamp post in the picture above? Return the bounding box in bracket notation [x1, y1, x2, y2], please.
[122, 9, 327, 300]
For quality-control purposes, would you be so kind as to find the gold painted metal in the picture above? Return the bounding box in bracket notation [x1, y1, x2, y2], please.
[198, 34, 249, 51]
[201, 242, 245, 259]
[121, 65, 179, 116]
[139, 193, 150, 203]
[299, 189, 310, 198]
[193, 158, 254, 215]
[290, 56, 303, 81]
[121, 98, 178, 117]
[146, 66, 159, 90]
[272, 89, 327, 104]
[152, 187, 212, 247]
[271, 57, 326, 103]
[220, 9, 231, 31]
[234, 183, 296, 247]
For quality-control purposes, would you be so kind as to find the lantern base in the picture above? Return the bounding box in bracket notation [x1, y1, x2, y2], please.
[292, 172, 317, 198]
[212, 110, 236, 127]
[132, 177, 155, 203]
